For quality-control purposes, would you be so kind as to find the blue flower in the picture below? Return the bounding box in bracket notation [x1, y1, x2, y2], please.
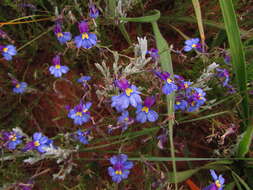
[12, 81, 27, 94]
[74, 21, 97, 49]
[0, 44, 17, 61]
[73, 130, 89, 144]
[224, 54, 231, 65]
[68, 102, 92, 125]
[89, 3, 99, 19]
[108, 154, 133, 183]
[185, 88, 206, 112]
[54, 24, 71, 44]
[2, 131, 22, 150]
[117, 111, 133, 131]
[177, 81, 192, 91]
[77, 76, 91, 83]
[25, 132, 51, 153]
[155, 71, 177, 95]
[111, 79, 142, 112]
[192, 88, 206, 105]
[175, 99, 188, 111]
[183, 38, 201, 52]
[49, 55, 69, 78]
[136, 96, 158, 123]
[203, 170, 225, 190]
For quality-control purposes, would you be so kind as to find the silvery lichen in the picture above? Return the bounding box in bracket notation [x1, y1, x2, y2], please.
[195, 62, 220, 90]
[95, 37, 151, 98]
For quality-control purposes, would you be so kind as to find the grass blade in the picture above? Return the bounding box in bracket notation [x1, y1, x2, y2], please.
[119, 10, 177, 189]
[191, 0, 205, 49]
[151, 18, 177, 190]
[219, 0, 250, 157]
[219, 0, 249, 125]
[236, 120, 253, 157]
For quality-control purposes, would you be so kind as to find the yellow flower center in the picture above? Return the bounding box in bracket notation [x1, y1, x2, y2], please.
[124, 117, 129, 121]
[125, 88, 133, 96]
[9, 135, 17, 141]
[34, 141, 40, 147]
[191, 102, 195, 106]
[176, 101, 180, 105]
[3, 47, 8, 52]
[16, 84, 20, 88]
[167, 78, 172, 83]
[142, 106, 149, 113]
[83, 109, 88, 113]
[55, 65, 61, 69]
[82, 33, 89, 39]
[76, 112, 83, 117]
[57, 32, 63, 37]
[215, 180, 221, 188]
[184, 83, 189, 88]
[115, 170, 122, 175]
[192, 44, 197, 48]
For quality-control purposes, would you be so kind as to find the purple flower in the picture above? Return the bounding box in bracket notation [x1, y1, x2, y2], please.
[111, 79, 142, 112]
[216, 68, 230, 87]
[136, 96, 158, 123]
[183, 38, 201, 52]
[12, 81, 27, 94]
[68, 102, 92, 125]
[0, 44, 17, 61]
[147, 48, 159, 61]
[54, 24, 72, 44]
[108, 154, 133, 183]
[73, 129, 90, 144]
[49, 55, 69, 78]
[89, 3, 99, 19]
[203, 170, 225, 190]
[155, 71, 177, 95]
[74, 21, 97, 49]
[2, 131, 22, 150]
[23, 132, 52, 153]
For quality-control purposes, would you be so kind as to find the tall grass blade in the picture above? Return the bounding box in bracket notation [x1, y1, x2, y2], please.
[219, 0, 250, 157]
[237, 120, 253, 157]
[119, 10, 177, 189]
[231, 170, 251, 190]
[191, 0, 205, 49]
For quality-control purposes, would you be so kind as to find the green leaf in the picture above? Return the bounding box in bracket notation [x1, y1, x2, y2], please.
[159, 16, 251, 37]
[192, 0, 205, 47]
[231, 170, 251, 190]
[168, 169, 199, 183]
[219, 0, 249, 125]
[119, 10, 160, 23]
[118, 23, 132, 45]
[167, 160, 232, 183]
[224, 182, 236, 190]
[179, 111, 230, 124]
[236, 120, 253, 159]
[219, 0, 251, 157]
